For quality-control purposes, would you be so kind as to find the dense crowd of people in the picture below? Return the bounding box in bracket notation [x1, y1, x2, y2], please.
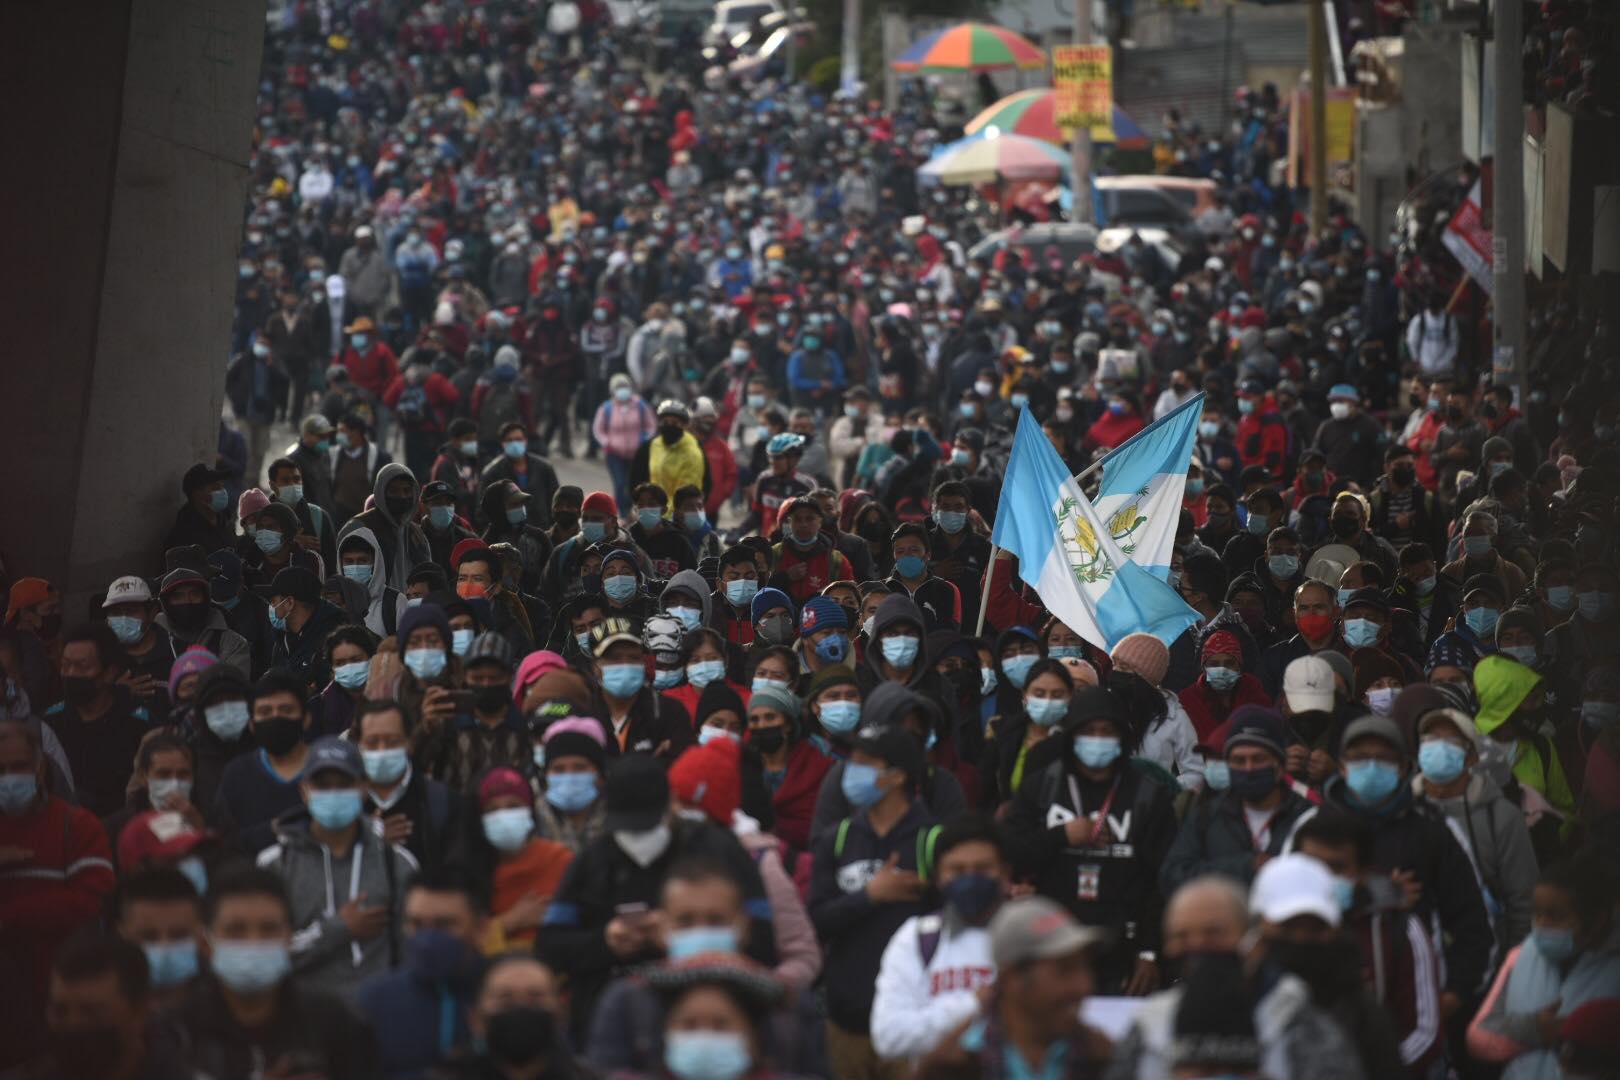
[1, 1, 1618, 1078]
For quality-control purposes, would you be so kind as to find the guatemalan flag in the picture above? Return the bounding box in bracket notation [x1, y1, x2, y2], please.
[991, 397, 1204, 650]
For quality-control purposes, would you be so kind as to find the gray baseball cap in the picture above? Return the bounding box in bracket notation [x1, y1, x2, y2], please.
[989, 897, 1103, 970]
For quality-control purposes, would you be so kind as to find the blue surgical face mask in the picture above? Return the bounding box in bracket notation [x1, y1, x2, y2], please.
[1010, 392, 1029, 408]
[686, 659, 725, 688]
[451, 629, 474, 657]
[204, 700, 250, 741]
[1203, 760, 1231, 791]
[1578, 590, 1615, 622]
[664, 1031, 751, 1080]
[1246, 513, 1270, 536]
[1343, 617, 1381, 648]
[255, 530, 285, 555]
[1464, 535, 1492, 558]
[813, 632, 850, 664]
[980, 667, 997, 696]
[1499, 644, 1537, 666]
[725, 578, 759, 606]
[603, 575, 637, 603]
[1337, 587, 1355, 609]
[1268, 554, 1300, 580]
[682, 511, 706, 531]
[208, 489, 229, 513]
[1199, 420, 1220, 438]
[307, 788, 363, 830]
[934, 510, 967, 534]
[342, 563, 374, 585]
[1464, 606, 1500, 637]
[1204, 665, 1240, 691]
[1025, 696, 1069, 727]
[881, 634, 920, 668]
[208, 940, 291, 994]
[428, 504, 455, 530]
[653, 667, 684, 690]
[268, 601, 288, 631]
[959, 402, 977, 419]
[502, 440, 527, 459]
[581, 521, 607, 544]
[143, 940, 200, 989]
[840, 761, 888, 809]
[1531, 926, 1576, 964]
[362, 747, 409, 785]
[818, 699, 861, 735]
[1417, 739, 1467, 785]
[333, 661, 369, 691]
[669, 606, 703, 632]
[278, 484, 303, 506]
[404, 647, 447, 680]
[545, 771, 598, 813]
[506, 506, 528, 526]
[601, 663, 646, 698]
[636, 508, 663, 531]
[666, 925, 740, 960]
[1047, 645, 1084, 661]
[1001, 652, 1037, 689]
[1344, 759, 1401, 804]
[0, 773, 39, 815]
[1074, 735, 1122, 769]
[698, 726, 738, 746]
[894, 554, 927, 579]
[1333, 876, 1357, 913]
[482, 807, 534, 852]
[460, 440, 479, 457]
[1545, 584, 1575, 612]
[107, 615, 145, 645]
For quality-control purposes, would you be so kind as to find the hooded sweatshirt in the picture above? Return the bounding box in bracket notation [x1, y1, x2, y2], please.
[255, 807, 419, 998]
[339, 525, 409, 638]
[1472, 655, 1575, 821]
[659, 570, 713, 628]
[1414, 770, 1538, 947]
[338, 462, 432, 593]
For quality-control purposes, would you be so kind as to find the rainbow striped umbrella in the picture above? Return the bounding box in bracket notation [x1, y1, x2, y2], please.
[964, 88, 1149, 148]
[917, 131, 1072, 186]
[891, 23, 1045, 73]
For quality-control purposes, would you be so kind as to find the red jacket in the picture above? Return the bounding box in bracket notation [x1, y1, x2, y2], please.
[700, 433, 739, 518]
[1081, 409, 1146, 453]
[382, 371, 461, 435]
[983, 557, 1047, 636]
[1235, 396, 1289, 479]
[764, 739, 832, 853]
[0, 796, 116, 1011]
[339, 342, 401, 397]
[1179, 672, 1273, 742]
[768, 540, 852, 605]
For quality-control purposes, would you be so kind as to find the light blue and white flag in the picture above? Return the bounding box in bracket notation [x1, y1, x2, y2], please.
[1090, 392, 1207, 582]
[991, 405, 1199, 650]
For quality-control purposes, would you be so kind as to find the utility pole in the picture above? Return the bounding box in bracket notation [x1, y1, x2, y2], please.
[840, 0, 859, 97]
[1071, 0, 1093, 224]
[1492, 0, 1526, 398]
[1307, 0, 1328, 235]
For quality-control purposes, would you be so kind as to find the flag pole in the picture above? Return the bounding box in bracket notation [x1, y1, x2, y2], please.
[973, 393, 1206, 638]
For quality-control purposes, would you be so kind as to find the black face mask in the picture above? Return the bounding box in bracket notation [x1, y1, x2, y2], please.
[1390, 464, 1416, 486]
[750, 726, 788, 754]
[946, 667, 979, 702]
[63, 676, 101, 708]
[386, 494, 417, 520]
[1229, 764, 1278, 802]
[859, 520, 888, 542]
[473, 684, 510, 715]
[552, 512, 579, 535]
[166, 602, 210, 634]
[1160, 947, 1240, 986]
[1270, 936, 1361, 1002]
[660, 425, 683, 444]
[48, 1026, 125, 1078]
[255, 716, 304, 756]
[1330, 515, 1360, 539]
[1446, 405, 1465, 423]
[485, 1006, 555, 1066]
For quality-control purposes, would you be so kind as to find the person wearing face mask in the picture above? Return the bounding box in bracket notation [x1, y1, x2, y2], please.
[414, 632, 529, 795]
[1467, 856, 1620, 1079]
[165, 463, 238, 556]
[169, 865, 376, 1076]
[1321, 715, 1495, 1026]
[115, 865, 206, 1012]
[347, 699, 454, 876]
[790, 597, 851, 685]
[1408, 706, 1537, 949]
[152, 568, 251, 680]
[870, 816, 1009, 1062]
[584, 619, 695, 759]
[711, 546, 764, 647]
[436, 954, 579, 1079]
[1472, 654, 1577, 841]
[97, 574, 179, 725]
[1390, 541, 1459, 652]
[1340, 587, 1423, 684]
[745, 685, 830, 855]
[1163, 707, 1318, 893]
[1233, 379, 1289, 482]
[540, 490, 654, 608]
[1443, 509, 1525, 604]
[629, 956, 812, 1080]
[262, 567, 346, 694]
[981, 658, 1074, 810]
[328, 412, 395, 529]
[748, 588, 798, 657]
[1179, 631, 1273, 744]
[1428, 574, 1511, 674]
[829, 387, 880, 489]
[538, 754, 779, 1044]
[337, 463, 434, 598]
[427, 418, 486, 525]
[1004, 683, 1179, 995]
[858, 594, 954, 715]
[104, 730, 203, 864]
[742, 433, 817, 539]
[1218, 487, 1285, 585]
[419, 480, 480, 576]
[258, 735, 418, 995]
[41, 623, 152, 818]
[467, 768, 574, 951]
[1544, 562, 1620, 694]
[1310, 385, 1384, 487]
[266, 457, 338, 572]
[532, 715, 610, 855]
[0, 719, 118, 1065]
[183, 665, 256, 814]
[768, 498, 853, 606]
[1109, 633, 1204, 789]
[475, 479, 555, 602]
[809, 720, 938, 1075]
[1351, 646, 1407, 721]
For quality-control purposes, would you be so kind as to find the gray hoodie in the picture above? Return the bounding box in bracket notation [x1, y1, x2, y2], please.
[660, 570, 713, 626]
[337, 525, 409, 638]
[255, 809, 419, 998]
[337, 462, 432, 592]
[1415, 770, 1538, 947]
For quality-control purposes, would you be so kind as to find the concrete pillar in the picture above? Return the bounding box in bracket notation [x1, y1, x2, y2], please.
[0, 0, 265, 609]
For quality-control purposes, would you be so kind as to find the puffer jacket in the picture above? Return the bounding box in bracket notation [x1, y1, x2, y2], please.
[255, 809, 419, 997]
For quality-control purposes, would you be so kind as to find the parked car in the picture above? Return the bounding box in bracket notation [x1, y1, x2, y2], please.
[1093, 176, 1202, 245]
[704, 0, 779, 47]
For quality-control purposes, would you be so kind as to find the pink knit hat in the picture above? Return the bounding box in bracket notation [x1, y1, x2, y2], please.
[514, 649, 569, 704]
[168, 646, 219, 701]
[237, 488, 270, 524]
[1110, 632, 1169, 687]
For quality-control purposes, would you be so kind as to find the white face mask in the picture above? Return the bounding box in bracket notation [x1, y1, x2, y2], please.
[613, 823, 672, 867]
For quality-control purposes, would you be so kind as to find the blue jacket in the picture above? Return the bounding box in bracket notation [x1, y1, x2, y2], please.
[355, 949, 484, 1080]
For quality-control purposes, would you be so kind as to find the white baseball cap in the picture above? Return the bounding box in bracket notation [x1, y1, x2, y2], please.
[1250, 853, 1341, 927]
[1283, 655, 1335, 714]
[102, 575, 153, 608]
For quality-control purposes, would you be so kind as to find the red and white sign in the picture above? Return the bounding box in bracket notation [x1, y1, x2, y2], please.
[1442, 179, 1493, 297]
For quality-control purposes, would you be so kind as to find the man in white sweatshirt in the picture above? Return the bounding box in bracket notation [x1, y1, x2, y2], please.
[870, 815, 1005, 1061]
